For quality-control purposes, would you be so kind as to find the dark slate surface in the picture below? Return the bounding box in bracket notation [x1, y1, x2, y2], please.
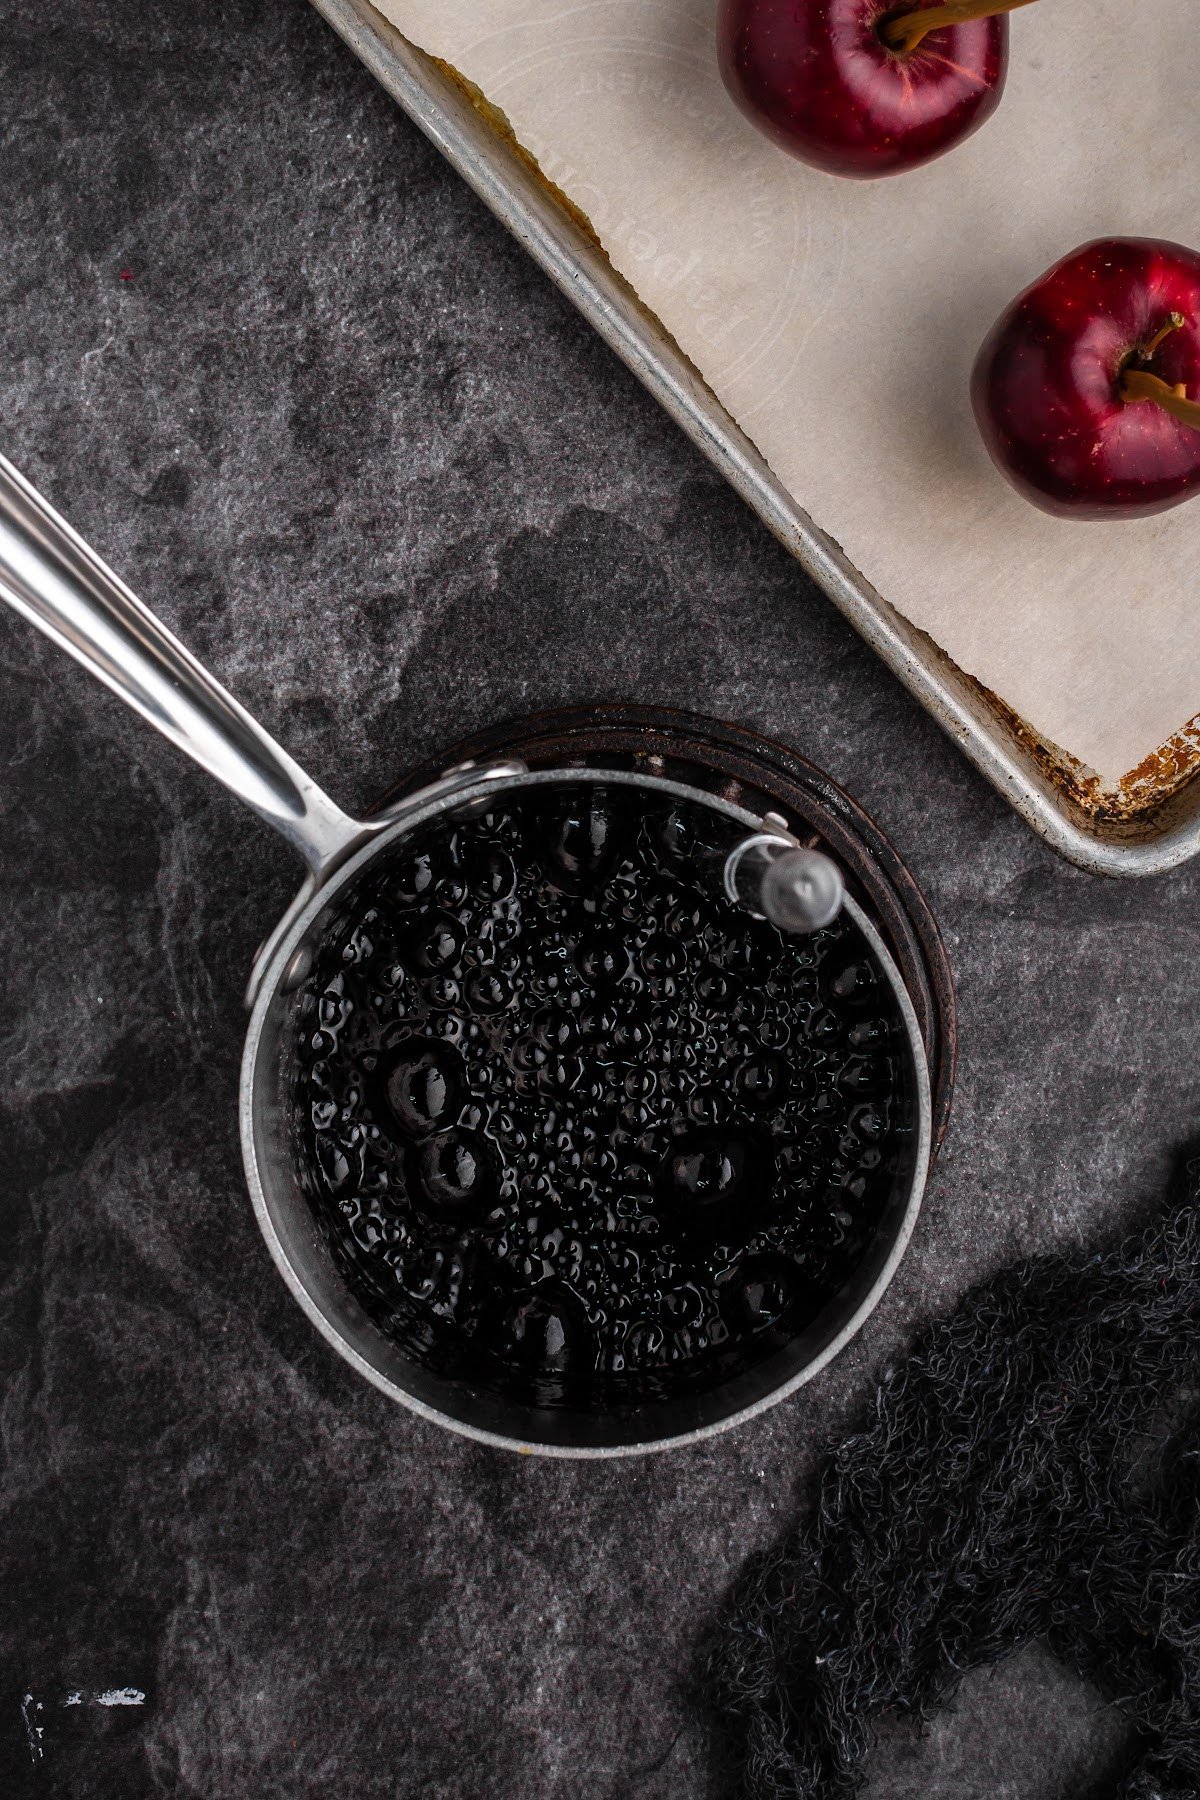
[2, 3, 1198, 1795]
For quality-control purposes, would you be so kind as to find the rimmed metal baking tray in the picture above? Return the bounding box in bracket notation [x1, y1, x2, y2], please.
[309, 0, 1200, 879]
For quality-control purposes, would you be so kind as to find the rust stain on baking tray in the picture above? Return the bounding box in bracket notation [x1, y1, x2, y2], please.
[428, 45, 1200, 832]
[966, 677, 1200, 825]
[430, 57, 605, 253]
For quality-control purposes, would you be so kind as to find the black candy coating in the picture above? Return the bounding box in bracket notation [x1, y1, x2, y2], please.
[295, 787, 908, 1413]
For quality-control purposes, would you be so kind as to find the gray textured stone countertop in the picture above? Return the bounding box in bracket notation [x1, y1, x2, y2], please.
[2, 3, 1198, 1795]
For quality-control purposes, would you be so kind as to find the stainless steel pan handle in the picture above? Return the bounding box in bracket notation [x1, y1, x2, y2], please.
[0, 450, 527, 1008]
[0, 451, 360, 874]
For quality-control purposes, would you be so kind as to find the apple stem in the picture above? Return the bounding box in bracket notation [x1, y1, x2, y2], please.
[880, 0, 1037, 56]
[1120, 370, 1200, 432]
[1136, 312, 1187, 363]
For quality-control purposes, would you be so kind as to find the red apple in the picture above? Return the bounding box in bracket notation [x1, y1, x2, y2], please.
[972, 238, 1200, 520]
[716, 0, 1035, 180]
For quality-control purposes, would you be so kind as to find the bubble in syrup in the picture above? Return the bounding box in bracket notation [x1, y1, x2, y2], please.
[417, 1129, 497, 1215]
[543, 790, 623, 893]
[387, 850, 435, 908]
[625, 1318, 666, 1363]
[821, 954, 881, 1012]
[380, 1040, 466, 1138]
[735, 1049, 790, 1110]
[317, 1137, 360, 1193]
[656, 804, 696, 865]
[502, 1283, 589, 1381]
[435, 874, 468, 909]
[640, 937, 679, 978]
[465, 967, 513, 1014]
[838, 1055, 888, 1097]
[466, 846, 517, 901]
[662, 1128, 772, 1236]
[721, 1253, 824, 1337]
[411, 911, 464, 972]
[850, 1100, 889, 1142]
[849, 1015, 892, 1049]
[575, 932, 630, 988]
[536, 1005, 580, 1053]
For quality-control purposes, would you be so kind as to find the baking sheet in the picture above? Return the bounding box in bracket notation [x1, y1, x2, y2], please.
[368, 0, 1200, 793]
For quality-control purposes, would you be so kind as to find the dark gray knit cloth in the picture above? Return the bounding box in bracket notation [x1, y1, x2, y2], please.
[708, 1157, 1200, 1800]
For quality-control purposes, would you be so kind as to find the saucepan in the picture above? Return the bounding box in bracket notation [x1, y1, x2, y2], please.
[0, 452, 930, 1455]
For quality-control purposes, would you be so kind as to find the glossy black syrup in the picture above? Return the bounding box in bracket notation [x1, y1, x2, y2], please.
[294, 784, 908, 1412]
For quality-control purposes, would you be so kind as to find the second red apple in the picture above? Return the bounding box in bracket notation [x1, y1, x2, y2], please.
[717, 0, 1035, 180]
